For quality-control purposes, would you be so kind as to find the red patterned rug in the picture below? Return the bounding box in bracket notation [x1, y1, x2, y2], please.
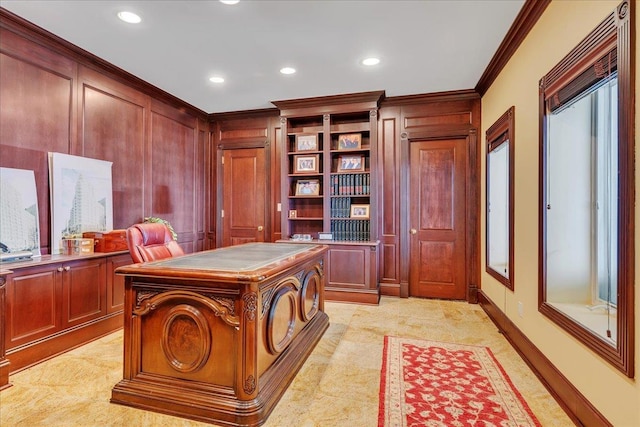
[378, 336, 541, 427]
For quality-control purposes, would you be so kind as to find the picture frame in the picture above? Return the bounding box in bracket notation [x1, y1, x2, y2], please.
[293, 154, 319, 174]
[296, 134, 318, 152]
[337, 155, 365, 172]
[288, 210, 297, 218]
[350, 204, 370, 219]
[295, 179, 320, 196]
[337, 133, 361, 150]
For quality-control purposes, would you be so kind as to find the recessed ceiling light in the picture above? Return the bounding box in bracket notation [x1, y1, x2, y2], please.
[117, 11, 142, 24]
[209, 76, 225, 83]
[220, 0, 240, 4]
[280, 67, 296, 75]
[362, 57, 380, 66]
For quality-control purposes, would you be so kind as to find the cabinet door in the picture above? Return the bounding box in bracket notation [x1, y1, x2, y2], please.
[325, 243, 379, 304]
[6, 264, 62, 350]
[62, 258, 106, 327]
[106, 254, 131, 314]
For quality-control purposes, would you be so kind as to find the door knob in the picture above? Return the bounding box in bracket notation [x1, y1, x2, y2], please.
[257, 226, 264, 232]
[410, 228, 417, 235]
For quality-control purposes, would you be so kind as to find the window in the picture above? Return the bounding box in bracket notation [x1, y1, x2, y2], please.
[539, 1, 634, 377]
[486, 107, 514, 289]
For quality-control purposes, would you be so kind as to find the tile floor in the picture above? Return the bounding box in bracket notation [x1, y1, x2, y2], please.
[0, 297, 574, 426]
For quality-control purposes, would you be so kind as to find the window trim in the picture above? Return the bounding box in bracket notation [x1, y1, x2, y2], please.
[486, 106, 515, 290]
[538, 0, 634, 378]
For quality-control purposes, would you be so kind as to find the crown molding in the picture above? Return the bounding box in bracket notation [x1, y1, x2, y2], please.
[475, 0, 551, 96]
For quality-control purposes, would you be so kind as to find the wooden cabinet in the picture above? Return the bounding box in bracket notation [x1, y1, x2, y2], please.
[0, 269, 10, 390]
[325, 241, 379, 304]
[273, 91, 383, 304]
[106, 253, 131, 313]
[2, 252, 126, 375]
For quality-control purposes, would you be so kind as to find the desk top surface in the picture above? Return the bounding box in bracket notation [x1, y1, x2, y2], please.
[116, 242, 327, 282]
[148, 242, 318, 272]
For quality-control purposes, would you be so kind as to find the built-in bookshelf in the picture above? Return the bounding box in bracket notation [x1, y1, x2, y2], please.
[274, 91, 384, 304]
[275, 92, 383, 242]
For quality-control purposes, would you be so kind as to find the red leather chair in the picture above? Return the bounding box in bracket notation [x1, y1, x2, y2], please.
[126, 222, 184, 263]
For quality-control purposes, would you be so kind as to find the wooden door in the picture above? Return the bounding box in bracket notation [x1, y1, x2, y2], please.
[222, 148, 267, 246]
[409, 138, 467, 299]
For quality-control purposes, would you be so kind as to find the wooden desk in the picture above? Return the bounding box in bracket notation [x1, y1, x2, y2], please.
[111, 243, 329, 427]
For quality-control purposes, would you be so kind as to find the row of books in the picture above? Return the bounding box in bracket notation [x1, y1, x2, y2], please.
[330, 197, 351, 218]
[330, 220, 370, 241]
[329, 173, 370, 195]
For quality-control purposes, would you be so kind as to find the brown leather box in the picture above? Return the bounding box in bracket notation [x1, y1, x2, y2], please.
[82, 230, 128, 252]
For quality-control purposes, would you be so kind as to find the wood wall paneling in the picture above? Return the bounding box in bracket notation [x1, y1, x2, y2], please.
[1, 16, 208, 256]
[378, 108, 401, 296]
[0, 52, 73, 154]
[78, 67, 148, 230]
[150, 111, 197, 252]
[0, 32, 77, 254]
[271, 117, 282, 242]
[195, 122, 208, 252]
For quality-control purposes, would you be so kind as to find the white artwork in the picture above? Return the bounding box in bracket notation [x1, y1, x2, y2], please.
[49, 153, 113, 254]
[0, 167, 42, 257]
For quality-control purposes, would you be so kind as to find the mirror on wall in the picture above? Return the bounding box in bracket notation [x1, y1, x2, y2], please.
[486, 107, 514, 290]
[538, 1, 633, 377]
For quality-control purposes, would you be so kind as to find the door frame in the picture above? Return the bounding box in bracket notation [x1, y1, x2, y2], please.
[216, 139, 270, 248]
[399, 127, 479, 302]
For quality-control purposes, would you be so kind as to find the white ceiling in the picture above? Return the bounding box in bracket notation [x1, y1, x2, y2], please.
[1, 0, 525, 113]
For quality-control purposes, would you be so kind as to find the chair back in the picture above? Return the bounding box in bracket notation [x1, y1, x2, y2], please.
[126, 222, 184, 263]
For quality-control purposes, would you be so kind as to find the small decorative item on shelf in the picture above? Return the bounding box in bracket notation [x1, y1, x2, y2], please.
[296, 134, 317, 152]
[288, 210, 297, 218]
[337, 133, 361, 150]
[318, 232, 333, 240]
[350, 204, 370, 219]
[293, 154, 319, 174]
[61, 238, 94, 255]
[338, 155, 365, 172]
[292, 234, 312, 241]
[295, 179, 320, 196]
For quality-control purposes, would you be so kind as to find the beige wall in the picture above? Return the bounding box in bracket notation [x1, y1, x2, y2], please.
[480, 1, 638, 425]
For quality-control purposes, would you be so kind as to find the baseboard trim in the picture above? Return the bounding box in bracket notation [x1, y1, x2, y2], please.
[478, 291, 611, 427]
[380, 282, 400, 297]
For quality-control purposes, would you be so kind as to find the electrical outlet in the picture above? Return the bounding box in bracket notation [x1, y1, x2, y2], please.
[518, 301, 524, 318]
